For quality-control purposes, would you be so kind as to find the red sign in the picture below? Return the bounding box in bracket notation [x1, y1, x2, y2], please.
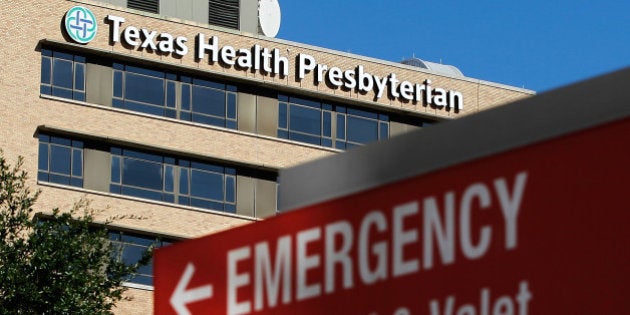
[154, 117, 630, 314]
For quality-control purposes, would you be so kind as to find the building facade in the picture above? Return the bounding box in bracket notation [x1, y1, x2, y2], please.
[0, 0, 533, 313]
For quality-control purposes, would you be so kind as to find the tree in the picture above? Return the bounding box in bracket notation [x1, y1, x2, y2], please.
[0, 153, 151, 314]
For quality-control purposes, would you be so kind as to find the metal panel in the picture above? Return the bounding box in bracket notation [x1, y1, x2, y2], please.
[279, 68, 630, 211]
[128, 0, 159, 14]
[86, 62, 112, 107]
[236, 175, 255, 217]
[256, 95, 278, 137]
[98, 0, 126, 7]
[83, 148, 111, 192]
[239, 0, 259, 34]
[237, 92, 256, 133]
[255, 178, 277, 218]
[389, 120, 419, 138]
[160, 0, 208, 24]
[208, 0, 239, 30]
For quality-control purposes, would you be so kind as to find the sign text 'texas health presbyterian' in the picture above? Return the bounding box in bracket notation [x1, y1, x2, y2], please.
[99, 14, 464, 110]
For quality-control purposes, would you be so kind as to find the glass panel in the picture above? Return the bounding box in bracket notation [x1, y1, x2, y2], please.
[72, 140, 84, 148]
[121, 244, 145, 265]
[162, 194, 175, 203]
[179, 168, 189, 194]
[121, 186, 162, 201]
[124, 73, 165, 106]
[290, 96, 320, 109]
[110, 184, 121, 194]
[70, 178, 83, 187]
[126, 65, 164, 78]
[193, 78, 224, 90]
[192, 113, 224, 127]
[226, 93, 237, 119]
[53, 51, 73, 61]
[379, 122, 389, 140]
[41, 57, 51, 84]
[52, 59, 73, 89]
[124, 100, 165, 116]
[52, 87, 73, 99]
[226, 120, 237, 129]
[72, 149, 82, 177]
[181, 84, 191, 111]
[113, 71, 123, 98]
[178, 196, 190, 206]
[190, 198, 223, 211]
[323, 111, 332, 137]
[74, 63, 85, 91]
[111, 157, 121, 184]
[190, 170, 223, 201]
[289, 105, 321, 135]
[166, 81, 176, 108]
[38, 143, 49, 171]
[40, 85, 52, 95]
[50, 145, 71, 175]
[278, 102, 287, 129]
[49, 174, 70, 185]
[123, 149, 162, 163]
[225, 176, 235, 203]
[74, 92, 85, 102]
[191, 162, 223, 173]
[289, 132, 321, 146]
[164, 165, 174, 192]
[122, 158, 163, 191]
[192, 86, 225, 117]
[336, 114, 346, 140]
[121, 233, 155, 246]
[322, 138, 333, 147]
[51, 136, 71, 146]
[347, 116, 378, 144]
[348, 108, 378, 119]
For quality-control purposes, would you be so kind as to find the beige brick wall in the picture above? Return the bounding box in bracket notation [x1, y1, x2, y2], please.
[0, 1, 534, 314]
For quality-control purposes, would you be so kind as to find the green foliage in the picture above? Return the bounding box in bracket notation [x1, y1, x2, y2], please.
[0, 153, 152, 314]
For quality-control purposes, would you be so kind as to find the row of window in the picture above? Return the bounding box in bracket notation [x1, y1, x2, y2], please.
[112, 63, 238, 129]
[40, 48, 431, 150]
[38, 133, 254, 214]
[109, 230, 175, 286]
[110, 147, 237, 212]
[278, 96, 390, 149]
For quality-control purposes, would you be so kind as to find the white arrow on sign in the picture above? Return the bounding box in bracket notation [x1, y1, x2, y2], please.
[170, 263, 214, 315]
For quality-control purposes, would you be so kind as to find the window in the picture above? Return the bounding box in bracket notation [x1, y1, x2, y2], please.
[278, 95, 390, 149]
[110, 148, 237, 213]
[113, 64, 238, 129]
[109, 230, 175, 286]
[39, 48, 428, 151]
[37, 134, 83, 187]
[128, 0, 159, 14]
[38, 134, 263, 215]
[40, 49, 85, 101]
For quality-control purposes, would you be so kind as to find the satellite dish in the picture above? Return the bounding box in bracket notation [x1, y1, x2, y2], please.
[259, 0, 281, 38]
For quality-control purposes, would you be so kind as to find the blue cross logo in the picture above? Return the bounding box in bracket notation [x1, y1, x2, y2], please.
[64, 6, 97, 44]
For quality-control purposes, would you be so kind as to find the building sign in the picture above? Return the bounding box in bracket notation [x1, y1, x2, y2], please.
[64, 6, 98, 44]
[154, 68, 630, 314]
[65, 10, 464, 110]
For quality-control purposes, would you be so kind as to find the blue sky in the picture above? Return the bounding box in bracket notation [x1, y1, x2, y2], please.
[277, 1, 629, 93]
